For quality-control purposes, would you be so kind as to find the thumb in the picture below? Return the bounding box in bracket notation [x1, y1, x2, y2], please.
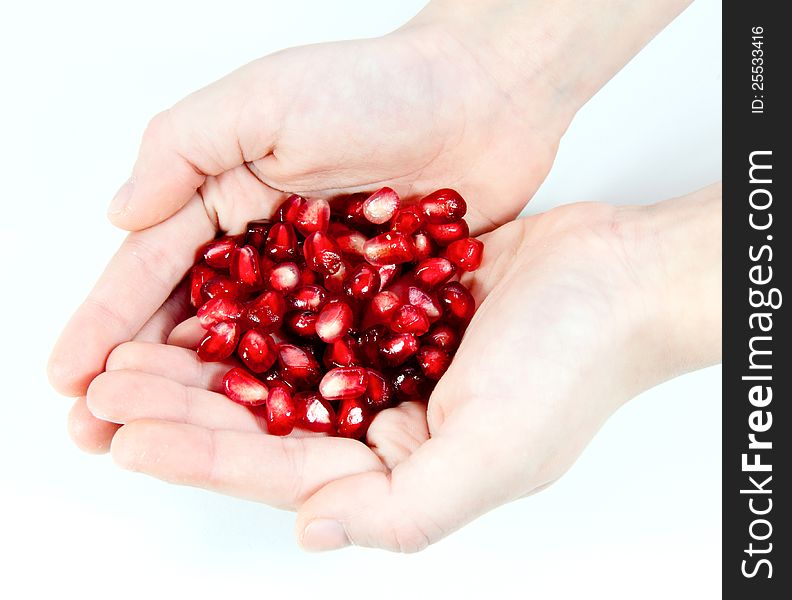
[108, 61, 280, 231]
[295, 407, 525, 553]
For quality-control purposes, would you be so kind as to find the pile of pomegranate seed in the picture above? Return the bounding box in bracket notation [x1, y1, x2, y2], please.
[188, 188, 482, 440]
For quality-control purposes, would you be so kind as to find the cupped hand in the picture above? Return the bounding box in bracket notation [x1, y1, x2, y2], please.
[79, 201, 669, 552]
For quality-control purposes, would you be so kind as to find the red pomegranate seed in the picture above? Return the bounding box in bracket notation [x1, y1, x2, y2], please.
[197, 297, 244, 329]
[265, 386, 296, 436]
[412, 231, 435, 261]
[264, 223, 298, 262]
[303, 231, 343, 275]
[438, 282, 476, 321]
[294, 392, 336, 433]
[299, 267, 319, 286]
[363, 232, 415, 266]
[190, 264, 217, 308]
[363, 187, 400, 224]
[203, 236, 240, 269]
[286, 285, 327, 312]
[390, 206, 424, 235]
[426, 322, 460, 351]
[197, 321, 239, 361]
[363, 369, 394, 411]
[424, 219, 469, 246]
[285, 310, 318, 338]
[336, 399, 372, 439]
[369, 290, 401, 323]
[344, 263, 381, 301]
[378, 332, 419, 366]
[222, 367, 268, 406]
[335, 195, 369, 227]
[201, 275, 243, 302]
[390, 304, 430, 335]
[323, 335, 361, 368]
[295, 198, 331, 236]
[277, 344, 321, 384]
[245, 290, 286, 331]
[414, 257, 456, 289]
[446, 237, 484, 271]
[417, 345, 451, 380]
[377, 264, 400, 290]
[275, 194, 307, 225]
[315, 301, 353, 343]
[407, 286, 442, 322]
[356, 325, 386, 368]
[392, 366, 431, 401]
[322, 260, 349, 294]
[419, 188, 467, 224]
[319, 367, 368, 400]
[237, 329, 278, 372]
[331, 222, 367, 257]
[230, 245, 263, 288]
[268, 262, 301, 292]
[244, 219, 272, 250]
[261, 368, 295, 392]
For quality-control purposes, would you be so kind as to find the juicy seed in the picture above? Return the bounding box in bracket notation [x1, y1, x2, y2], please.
[412, 231, 435, 261]
[417, 345, 452, 380]
[275, 194, 307, 224]
[319, 367, 369, 400]
[390, 304, 430, 335]
[244, 219, 272, 250]
[424, 220, 469, 246]
[332, 224, 367, 257]
[203, 236, 240, 269]
[265, 386, 296, 436]
[269, 262, 301, 292]
[438, 282, 476, 322]
[294, 392, 336, 433]
[197, 297, 245, 329]
[245, 290, 286, 332]
[230, 245, 263, 287]
[426, 322, 460, 351]
[303, 231, 343, 275]
[446, 237, 484, 271]
[286, 285, 327, 312]
[237, 329, 278, 373]
[323, 260, 349, 293]
[407, 286, 442, 323]
[277, 344, 321, 384]
[201, 275, 243, 302]
[392, 366, 431, 401]
[295, 198, 331, 236]
[414, 257, 456, 289]
[197, 321, 240, 362]
[377, 264, 400, 290]
[316, 301, 353, 343]
[419, 188, 467, 224]
[363, 187, 400, 224]
[390, 206, 425, 235]
[190, 264, 218, 308]
[264, 223, 298, 261]
[323, 336, 361, 368]
[285, 311, 318, 338]
[336, 400, 372, 439]
[344, 263, 381, 301]
[222, 367, 268, 406]
[363, 369, 394, 410]
[369, 290, 401, 323]
[378, 332, 419, 367]
[363, 232, 415, 266]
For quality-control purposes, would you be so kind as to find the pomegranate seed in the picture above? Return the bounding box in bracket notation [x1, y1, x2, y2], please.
[201, 275, 243, 302]
[426, 322, 460, 351]
[261, 368, 295, 392]
[412, 231, 435, 261]
[315, 301, 353, 343]
[331, 223, 367, 257]
[268, 262, 301, 292]
[265, 386, 296, 436]
[322, 260, 349, 293]
[363, 187, 400, 224]
[407, 286, 442, 322]
[264, 223, 298, 262]
[319, 367, 368, 400]
[419, 188, 467, 224]
[203, 236, 240, 269]
[336, 399, 372, 439]
[438, 282, 476, 322]
[303, 231, 343, 275]
[377, 263, 401, 290]
[344, 263, 380, 301]
[323, 335, 361, 368]
[222, 367, 268, 406]
[244, 219, 272, 250]
[417, 345, 451, 380]
[294, 392, 336, 433]
[446, 237, 484, 271]
[285, 311, 318, 338]
[197, 321, 239, 361]
[237, 329, 278, 372]
[356, 325, 386, 368]
[424, 220, 469, 246]
[414, 257, 456, 289]
[369, 290, 401, 323]
[391, 304, 430, 335]
[245, 290, 286, 331]
[392, 366, 431, 401]
[197, 297, 244, 328]
[335, 195, 369, 228]
[277, 344, 321, 384]
[287, 285, 327, 312]
[299, 267, 319, 286]
[390, 206, 424, 235]
[363, 232, 415, 266]
[275, 194, 307, 225]
[378, 332, 419, 367]
[230, 245, 263, 288]
[295, 198, 331, 236]
[363, 369, 394, 410]
[190, 264, 218, 308]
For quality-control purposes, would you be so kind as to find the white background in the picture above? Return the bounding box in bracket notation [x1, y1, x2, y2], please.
[1, 1, 721, 598]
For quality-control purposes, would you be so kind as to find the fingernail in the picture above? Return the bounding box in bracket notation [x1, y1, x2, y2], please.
[301, 519, 350, 552]
[108, 178, 134, 216]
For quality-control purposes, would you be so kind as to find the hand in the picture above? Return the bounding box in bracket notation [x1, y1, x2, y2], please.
[80, 184, 721, 552]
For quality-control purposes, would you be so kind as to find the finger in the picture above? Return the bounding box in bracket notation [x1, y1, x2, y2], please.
[366, 402, 430, 471]
[48, 196, 215, 397]
[133, 282, 190, 344]
[110, 420, 385, 510]
[66, 397, 120, 454]
[106, 342, 232, 391]
[295, 404, 521, 553]
[108, 60, 282, 231]
[166, 316, 205, 349]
